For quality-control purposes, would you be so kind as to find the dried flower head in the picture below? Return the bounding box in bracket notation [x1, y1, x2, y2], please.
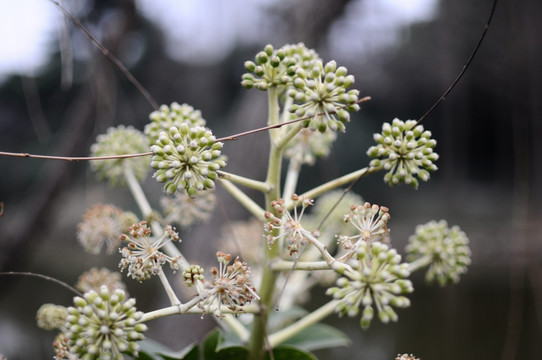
[284, 127, 337, 165]
[396, 354, 421, 360]
[64, 286, 147, 359]
[367, 118, 439, 189]
[199, 252, 259, 317]
[241, 43, 319, 91]
[288, 60, 360, 133]
[36, 304, 68, 330]
[327, 242, 413, 329]
[52, 333, 74, 360]
[119, 221, 182, 282]
[145, 102, 206, 146]
[76, 267, 128, 294]
[90, 125, 150, 186]
[77, 204, 135, 255]
[150, 124, 226, 196]
[160, 189, 216, 228]
[338, 202, 390, 254]
[406, 220, 471, 286]
[265, 195, 315, 257]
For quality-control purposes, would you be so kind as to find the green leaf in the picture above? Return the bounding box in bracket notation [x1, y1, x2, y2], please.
[265, 346, 319, 360]
[137, 339, 174, 360]
[159, 343, 200, 360]
[136, 339, 199, 360]
[282, 323, 350, 351]
[202, 329, 221, 360]
[216, 346, 249, 360]
[203, 328, 248, 360]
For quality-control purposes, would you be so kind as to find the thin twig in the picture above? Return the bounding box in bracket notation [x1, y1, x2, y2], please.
[416, 0, 498, 124]
[0, 271, 82, 297]
[49, 0, 159, 110]
[0, 151, 153, 162]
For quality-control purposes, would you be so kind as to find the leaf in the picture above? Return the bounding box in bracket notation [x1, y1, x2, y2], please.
[282, 323, 350, 351]
[202, 329, 221, 360]
[137, 339, 175, 360]
[216, 346, 249, 360]
[136, 338, 199, 360]
[158, 343, 200, 360]
[265, 346, 319, 360]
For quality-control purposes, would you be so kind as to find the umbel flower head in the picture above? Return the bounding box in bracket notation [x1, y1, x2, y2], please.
[288, 59, 360, 133]
[76, 267, 128, 295]
[77, 204, 136, 255]
[406, 220, 471, 286]
[90, 125, 150, 186]
[150, 124, 226, 196]
[199, 252, 259, 317]
[160, 189, 216, 228]
[241, 43, 319, 91]
[284, 127, 337, 166]
[327, 242, 413, 329]
[264, 195, 315, 257]
[145, 102, 206, 146]
[36, 304, 68, 331]
[338, 202, 391, 255]
[396, 354, 421, 360]
[119, 221, 182, 282]
[367, 118, 439, 189]
[64, 285, 147, 359]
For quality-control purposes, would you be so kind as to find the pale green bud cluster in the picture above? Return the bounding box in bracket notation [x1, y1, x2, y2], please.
[406, 220, 471, 286]
[90, 126, 149, 186]
[145, 102, 206, 146]
[367, 118, 439, 189]
[150, 124, 226, 196]
[241, 43, 318, 91]
[64, 286, 147, 360]
[288, 60, 360, 133]
[183, 264, 205, 287]
[327, 242, 413, 329]
[36, 304, 68, 331]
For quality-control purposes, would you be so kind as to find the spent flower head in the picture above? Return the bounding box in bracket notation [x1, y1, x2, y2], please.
[64, 286, 147, 359]
[327, 242, 413, 329]
[145, 102, 206, 146]
[367, 118, 439, 189]
[396, 354, 421, 360]
[119, 221, 182, 282]
[284, 127, 336, 165]
[36, 304, 68, 330]
[199, 252, 259, 317]
[406, 220, 471, 286]
[77, 204, 136, 255]
[76, 267, 128, 294]
[90, 125, 150, 186]
[160, 189, 216, 228]
[265, 195, 315, 257]
[288, 59, 360, 133]
[150, 124, 226, 196]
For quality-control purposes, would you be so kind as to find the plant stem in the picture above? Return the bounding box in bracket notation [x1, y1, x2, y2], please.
[217, 170, 271, 193]
[219, 179, 267, 220]
[157, 268, 181, 305]
[268, 300, 340, 347]
[123, 166, 152, 217]
[408, 255, 433, 273]
[269, 259, 330, 271]
[282, 159, 301, 200]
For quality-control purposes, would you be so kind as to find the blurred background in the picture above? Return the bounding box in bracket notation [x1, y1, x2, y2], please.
[0, 0, 541, 359]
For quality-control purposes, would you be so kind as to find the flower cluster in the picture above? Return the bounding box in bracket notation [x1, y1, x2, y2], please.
[183, 264, 205, 287]
[76, 267, 128, 294]
[338, 202, 391, 255]
[406, 220, 471, 286]
[264, 195, 315, 257]
[160, 189, 216, 228]
[145, 102, 206, 146]
[241, 43, 319, 91]
[284, 127, 336, 165]
[77, 204, 136, 255]
[150, 124, 226, 196]
[327, 242, 413, 329]
[90, 125, 150, 186]
[367, 118, 439, 189]
[36, 304, 68, 331]
[119, 221, 182, 282]
[288, 60, 360, 133]
[63, 286, 147, 359]
[199, 252, 259, 316]
[396, 354, 421, 360]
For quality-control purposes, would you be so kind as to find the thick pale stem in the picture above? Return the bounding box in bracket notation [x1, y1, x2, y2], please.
[157, 268, 181, 305]
[218, 170, 272, 193]
[302, 230, 336, 266]
[282, 159, 301, 201]
[268, 300, 340, 347]
[123, 166, 152, 217]
[141, 301, 259, 322]
[269, 259, 330, 271]
[408, 255, 433, 273]
[219, 179, 267, 220]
